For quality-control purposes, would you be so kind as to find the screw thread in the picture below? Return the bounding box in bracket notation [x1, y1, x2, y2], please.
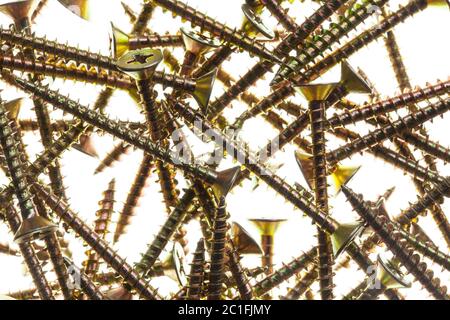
[43, 233, 73, 299]
[33, 98, 67, 201]
[280, 266, 318, 300]
[276, 0, 390, 82]
[156, 160, 181, 212]
[254, 247, 317, 297]
[186, 239, 206, 300]
[130, 33, 184, 50]
[343, 187, 448, 299]
[397, 177, 450, 225]
[207, 197, 228, 300]
[92, 88, 114, 114]
[278, 0, 349, 55]
[310, 100, 334, 300]
[262, 0, 298, 31]
[208, 61, 271, 121]
[114, 154, 154, 243]
[0, 53, 132, 88]
[384, 28, 412, 91]
[34, 184, 161, 300]
[227, 245, 253, 299]
[2, 204, 54, 300]
[163, 49, 181, 73]
[19, 119, 75, 132]
[0, 100, 37, 220]
[95, 142, 132, 175]
[78, 268, 106, 300]
[180, 51, 200, 76]
[136, 188, 196, 274]
[328, 98, 450, 164]
[15, 79, 219, 184]
[192, 46, 234, 78]
[0, 27, 117, 70]
[152, 0, 280, 64]
[328, 80, 449, 129]
[132, 2, 156, 34]
[84, 179, 116, 276]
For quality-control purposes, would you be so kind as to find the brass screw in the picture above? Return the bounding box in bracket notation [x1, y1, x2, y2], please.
[327, 79, 449, 129]
[64, 257, 107, 300]
[253, 247, 317, 297]
[186, 238, 206, 300]
[1, 204, 54, 300]
[33, 183, 162, 300]
[152, 0, 283, 64]
[0, 26, 117, 70]
[14, 77, 231, 186]
[0, 98, 57, 243]
[94, 142, 132, 175]
[113, 154, 154, 244]
[207, 0, 352, 120]
[280, 266, 318, 300]
[83, 179, 116, 277]
[272, 0, 390, 84]
[342, 186, 448, 299]
[227, 243, 253, 300]
[260, 0, 298, 32]
[135, 188, 196, 275]
[207, 196, 229, 300]
[326, 98, 450, 164]
[296, 83, 339, 300]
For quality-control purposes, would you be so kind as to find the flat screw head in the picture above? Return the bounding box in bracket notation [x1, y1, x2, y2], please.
[180, 27, 221, 55]
[116, 48, 163, 81]
[249, 218, 287, 236]
[0, 1, 34, 20]
[241, 3, 275, 39]
[295, 83, 339, 102]
[0, 0, 34, 30]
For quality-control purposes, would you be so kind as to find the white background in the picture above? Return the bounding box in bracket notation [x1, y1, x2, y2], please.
[0, 0, 449, 299]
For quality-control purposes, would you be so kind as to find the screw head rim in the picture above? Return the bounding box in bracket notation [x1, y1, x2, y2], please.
[116, 48, 163, 80]
[241, 3, 275, 40]
[180, 27, 221, 51]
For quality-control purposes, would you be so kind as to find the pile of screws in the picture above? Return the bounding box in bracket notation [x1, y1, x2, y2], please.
[0, 0, 448, 300]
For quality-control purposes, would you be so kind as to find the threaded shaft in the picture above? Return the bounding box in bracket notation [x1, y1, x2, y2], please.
[136, 189, 196, 274]
[2, 205, 54, 300]
[207, 197, 228, 300]
[186, 239, 206, 300]
[253, 247, 317, 297]
[34, 184, 161, 300]
[343, 187, 448, 299]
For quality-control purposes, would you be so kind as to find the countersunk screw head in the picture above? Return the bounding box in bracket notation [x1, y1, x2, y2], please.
[231, 222, 263, 255]
[116, 48, 163, 80]
[241, 3, 275, 39]
[295, 83, 339, 102]
[110, 22, 129, 59]
[0, 0, 34, 23]
[180, 27, 221, 55]
[340, 61, 373, 94]
[377, 254, 411, 289]
[14, 215, 58, 244]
